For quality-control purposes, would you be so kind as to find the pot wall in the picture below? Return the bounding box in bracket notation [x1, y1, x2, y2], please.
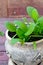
[5, 30, 43, 65]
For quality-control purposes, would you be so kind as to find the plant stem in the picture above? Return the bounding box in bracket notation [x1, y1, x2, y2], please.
[13, 34, 17, 38]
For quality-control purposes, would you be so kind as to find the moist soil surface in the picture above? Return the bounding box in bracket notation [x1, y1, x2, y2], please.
[8, 31, 43, 42]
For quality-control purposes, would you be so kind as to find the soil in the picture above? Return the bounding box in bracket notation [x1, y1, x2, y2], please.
[8, 31, 43, 42]
[8, 31, 18, 38]
[28, 37, 43, 42]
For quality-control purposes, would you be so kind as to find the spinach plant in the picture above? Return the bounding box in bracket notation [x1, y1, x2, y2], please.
[5, 6, 43, 48]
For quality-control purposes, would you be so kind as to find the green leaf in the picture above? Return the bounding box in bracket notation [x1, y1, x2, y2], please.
[27, 6, 34, 16]
[33, 25, 41, 35]
[37, 16, 43, 34]
[16, 28, 25, 39]
[10, 37, 25, 45]
[25, 22, 36, 36]
[26, 6, 39, 22]
[33, 42, 37, 50]
[10, 38, 20, 45]
[5, 22, 16, 32]
[0, 31, 4, 36]
[32, 9, 39, 22]
[14, 20, 28, 33]
[37, 16, 43, 28]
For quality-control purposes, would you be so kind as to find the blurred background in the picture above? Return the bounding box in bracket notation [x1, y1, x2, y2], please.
[0, 0, 43, 65]
[0, 0, 43, 18]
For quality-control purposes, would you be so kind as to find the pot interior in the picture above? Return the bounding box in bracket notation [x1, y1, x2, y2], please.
[8, 31, 18, 38]
[8, 31, 43, 42]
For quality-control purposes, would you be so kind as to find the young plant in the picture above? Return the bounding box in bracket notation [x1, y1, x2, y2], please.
[5, 6, 43, 49]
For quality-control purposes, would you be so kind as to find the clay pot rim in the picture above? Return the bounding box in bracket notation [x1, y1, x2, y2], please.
[5, 30, 43, 45]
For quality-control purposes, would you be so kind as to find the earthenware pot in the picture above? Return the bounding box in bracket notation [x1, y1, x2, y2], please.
[5, 30, 43, 65]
